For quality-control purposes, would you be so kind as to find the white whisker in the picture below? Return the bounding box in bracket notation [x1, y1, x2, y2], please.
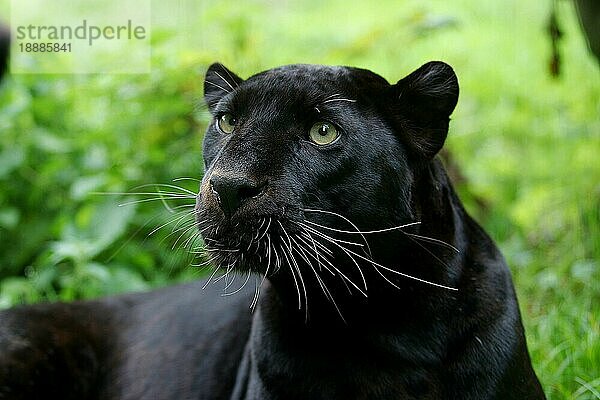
[302, 208, 372, 257]
[405, 233, 460, 253]
[297, 222, 364, 247]
[300, 219, 458, 291]
[280, 242, 302, 309]
[322, 98, 357, 104]
[304, 218, 421, 235]
[222, 270, 252, 297]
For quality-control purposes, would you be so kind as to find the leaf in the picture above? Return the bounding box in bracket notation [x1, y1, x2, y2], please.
[571, 260, 598, 283]
[87, 198, 137, 253]
[0, 207, 20, 229]
[70, 174, 107, 200]
[0, 147, 25, 178]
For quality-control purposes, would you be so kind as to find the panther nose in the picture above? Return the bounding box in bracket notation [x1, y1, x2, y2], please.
[209, 174, 266, 217]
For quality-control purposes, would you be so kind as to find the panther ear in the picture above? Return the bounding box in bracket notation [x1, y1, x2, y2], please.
[391, 61, 459, 159]
[204, 63, 244, 113]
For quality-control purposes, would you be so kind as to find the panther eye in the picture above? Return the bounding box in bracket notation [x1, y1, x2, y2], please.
[217, 113, 237, 134]
[309, 122, 339, 146]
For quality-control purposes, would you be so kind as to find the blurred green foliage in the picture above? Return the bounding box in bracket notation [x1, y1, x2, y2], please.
[0, 0, 598, 398]
[0, 49, 210, 303]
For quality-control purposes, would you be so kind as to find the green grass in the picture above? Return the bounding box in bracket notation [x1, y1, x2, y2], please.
[0, 0, 598, 398]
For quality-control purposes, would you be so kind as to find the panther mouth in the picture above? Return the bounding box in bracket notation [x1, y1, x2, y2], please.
[196, 205, 364, 280]
[196, 205, 304, 275]
[196, 194, 307, 276]
[196, 203, 371, 280]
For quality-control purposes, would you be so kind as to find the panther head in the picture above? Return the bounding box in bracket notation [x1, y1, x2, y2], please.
[195, 62, 459, 315]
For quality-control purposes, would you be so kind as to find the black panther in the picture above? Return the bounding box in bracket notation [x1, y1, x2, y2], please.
[0, 61, 545, 399]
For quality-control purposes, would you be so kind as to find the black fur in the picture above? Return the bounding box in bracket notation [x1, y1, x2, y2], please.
[0, 62, 545, 399]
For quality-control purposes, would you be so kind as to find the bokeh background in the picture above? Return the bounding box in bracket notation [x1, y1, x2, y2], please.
[0, 0, 598, 398]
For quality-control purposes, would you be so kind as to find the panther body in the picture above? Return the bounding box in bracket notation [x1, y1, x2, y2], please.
[0, 62, 545, 400]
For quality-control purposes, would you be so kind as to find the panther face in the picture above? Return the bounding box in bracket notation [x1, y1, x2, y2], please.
[195, 62, 458, 301]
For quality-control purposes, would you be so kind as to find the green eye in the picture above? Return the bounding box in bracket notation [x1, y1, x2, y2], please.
[217, 113, 237, 134]
[309, 122, 339, 146]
